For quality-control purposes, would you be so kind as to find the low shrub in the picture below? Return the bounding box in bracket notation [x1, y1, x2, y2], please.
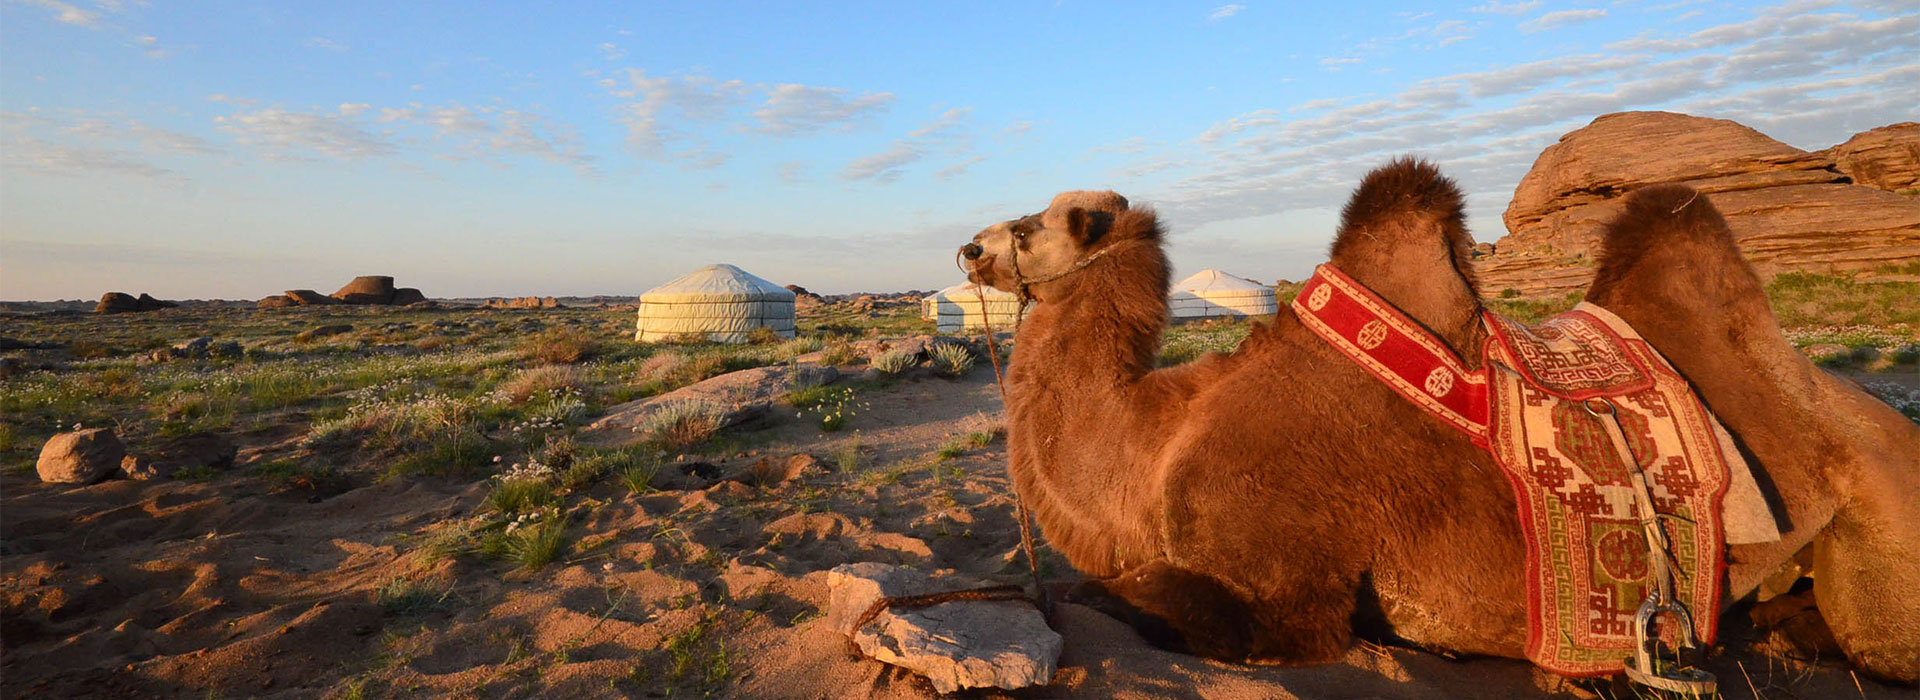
[871, 349, 918, 376]
[639, 400, 728, 451]
[929, 343, 976, 377]
[522, 327, 598, 365]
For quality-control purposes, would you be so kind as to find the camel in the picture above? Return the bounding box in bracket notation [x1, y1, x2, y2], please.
[956, 159, 1920, 683]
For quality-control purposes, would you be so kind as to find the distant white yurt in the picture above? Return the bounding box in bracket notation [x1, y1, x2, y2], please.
[635, 264, 796, 343]
[928, 282, 1025, 333]
[1169, 270, 1278, 321]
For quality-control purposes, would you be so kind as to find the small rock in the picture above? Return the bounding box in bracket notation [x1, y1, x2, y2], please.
[172, 336, 213, 358]
[827, 562, 1059, 694]
[0, 356, 23, 379]
[751, 453, 819, 485]
[209, 341, 243, 359]
[37, 428, 126, 484]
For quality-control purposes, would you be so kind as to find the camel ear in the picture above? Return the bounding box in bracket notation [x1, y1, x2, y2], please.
[1063, 207, 1092, 243]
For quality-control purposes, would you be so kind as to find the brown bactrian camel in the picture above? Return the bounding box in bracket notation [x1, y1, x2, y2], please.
[957, 159, 1920, 683]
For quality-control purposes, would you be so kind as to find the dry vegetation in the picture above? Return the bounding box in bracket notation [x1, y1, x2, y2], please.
[0, 283, 1914, 697]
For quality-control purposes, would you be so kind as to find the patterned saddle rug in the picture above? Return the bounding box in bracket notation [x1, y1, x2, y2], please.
[1293, 263, 1778, 676]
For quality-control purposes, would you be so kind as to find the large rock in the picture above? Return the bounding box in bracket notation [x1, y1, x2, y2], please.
[121, 432, 237, 480]
[284, 289, 340, 306]
[96, 292, 139, 313]
[1819, 122, 1920, 193]
[586, 364, 839, 438]
[389, 287, 427, 306]
[36, 428, 126, 483]
[1477, 112, 1920, 297]
[256, 295, 297, 309]
[826, 562, 1060, 693]
[332, 276, 397, 305]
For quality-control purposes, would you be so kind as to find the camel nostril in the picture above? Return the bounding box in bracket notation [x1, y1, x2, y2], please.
[962, 243, 983, 260]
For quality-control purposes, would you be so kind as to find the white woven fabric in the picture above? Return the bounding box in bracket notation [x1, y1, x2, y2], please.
[927, 282, 1025, 333]
[636, 264, 796, 343]
[1169, 270, 1278, 320]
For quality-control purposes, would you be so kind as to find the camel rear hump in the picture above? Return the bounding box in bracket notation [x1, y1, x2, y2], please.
[1588, 184, 1769, 310]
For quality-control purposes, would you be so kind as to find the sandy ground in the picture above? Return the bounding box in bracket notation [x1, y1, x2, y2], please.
[2, 367, 1909, 699]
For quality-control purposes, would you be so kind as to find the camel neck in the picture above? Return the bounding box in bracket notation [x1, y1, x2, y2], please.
[1011, 240, 1170, 385]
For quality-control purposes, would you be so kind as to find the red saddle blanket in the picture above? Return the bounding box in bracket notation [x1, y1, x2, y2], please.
[1293, 264, 1757, 676]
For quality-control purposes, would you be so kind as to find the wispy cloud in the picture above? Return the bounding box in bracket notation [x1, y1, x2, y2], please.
[6, 0, 101, 27]
[1521, 9, 1607, 33]
[753, 84, 894, 135]
[1113, 2, 1919, 237]
[1470, 1, 1541, 16]
[1208, 4, 1245, 21]
[304, 36, 347, 51]
[598, 42, 624, 61]
[843, 107, 974, 183]
[215, 107, 393, 160]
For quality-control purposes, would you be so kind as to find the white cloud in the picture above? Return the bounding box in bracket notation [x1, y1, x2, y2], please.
[6, 0, 100, 27]
[775, 160, 807, 184]
[842, 107, 976, 183]
[1470, 1, 1541, 16]
[1120, 0, 1919, 236]
[753, 83, 894, 135]
[215, 108, 392, 160]
[304, 36, 347, 51]
[598, 42, 625, 60]
[842, 142, 920, 183]
[1521, 8, 1607, 33]
[935, 155, 987, 180]
[1208, 4, 1245, 21]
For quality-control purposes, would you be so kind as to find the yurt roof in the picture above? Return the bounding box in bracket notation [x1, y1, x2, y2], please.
[641, 264, 795, 303]
[931, 282, 1019, 301]
[1173, 270, 1271, 294]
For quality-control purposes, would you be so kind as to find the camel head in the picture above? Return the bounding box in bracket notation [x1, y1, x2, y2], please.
[961, 190, 1135, 293]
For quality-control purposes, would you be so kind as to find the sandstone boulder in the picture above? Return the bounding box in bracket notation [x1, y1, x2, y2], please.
[37, 428, 126, 483]
[389, 288, 427, 305]
[136, 293, 177, 311]
[827, 562, 1059, 693]
[587, 365, 839, 438]
[1819, 122, 1920, 193]
[257, 295, 297, 309]
[1476, 112, 1920, 297]
[285, 289, 339, 306]
[485, 296, 562, 309]
[121, 432, 237, 480]
[95, 292, 140, 314]
[331, 276, 397, 305]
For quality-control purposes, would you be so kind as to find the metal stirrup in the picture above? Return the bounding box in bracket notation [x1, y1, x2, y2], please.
[1585, 398, 1718, 695]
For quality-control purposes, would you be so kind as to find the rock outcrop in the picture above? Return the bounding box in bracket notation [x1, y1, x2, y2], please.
[258, 279, 429, 308]
[331, 276, 396, 304]
[37, 428, 126, 483]
[95, 292, 178, 314]
[1476, 112, 1920, 297]
[586, 364, 839, 438]
[484, 296, 562, 309]
[826, 562, 1060, 693]
[1820, 122, 1920, 193]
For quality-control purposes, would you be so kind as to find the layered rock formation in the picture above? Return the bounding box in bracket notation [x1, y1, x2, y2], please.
[257, 278, 428, 308]
[95, 292, 178, 314]
[1820, 122, 1920, 193]
[1476, 112, 1920, 297]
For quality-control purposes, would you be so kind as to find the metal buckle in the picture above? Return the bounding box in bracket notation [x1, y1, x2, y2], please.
[1623, 594, 1717, 695]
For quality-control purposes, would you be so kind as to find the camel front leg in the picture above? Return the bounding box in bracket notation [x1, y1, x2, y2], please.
[1070, 558, 1356, 665]
[1813, 480, 1920, 684]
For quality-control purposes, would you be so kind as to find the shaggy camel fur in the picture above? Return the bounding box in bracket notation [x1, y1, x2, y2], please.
[960, 159, 1919, 682]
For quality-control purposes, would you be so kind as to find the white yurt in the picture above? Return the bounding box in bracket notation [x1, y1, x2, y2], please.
[1169, 270, 1278, 321]
[928, 282, 1025, 333]
[635, 264, 796, 343]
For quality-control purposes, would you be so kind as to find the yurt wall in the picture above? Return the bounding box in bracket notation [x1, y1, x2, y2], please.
[636, 264, 796, 343]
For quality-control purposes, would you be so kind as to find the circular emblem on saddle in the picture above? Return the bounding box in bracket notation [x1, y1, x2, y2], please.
[1306, 284, 1332, 311]
[1356, 320, 1388, 350]
[1424, 367, 1455, 397]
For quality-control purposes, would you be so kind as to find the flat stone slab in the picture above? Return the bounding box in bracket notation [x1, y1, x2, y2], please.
[827, 562, 1059, 694]
[585, 364, 837, 440]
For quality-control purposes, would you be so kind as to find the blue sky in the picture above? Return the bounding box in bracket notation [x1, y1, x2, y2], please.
[2, 0, 1914, 300]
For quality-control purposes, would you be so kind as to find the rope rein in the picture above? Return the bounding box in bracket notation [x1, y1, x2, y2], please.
[857, 232, 1130, 633]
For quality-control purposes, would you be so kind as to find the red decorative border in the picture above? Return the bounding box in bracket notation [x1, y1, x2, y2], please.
[1292, 264, 1489, 445]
